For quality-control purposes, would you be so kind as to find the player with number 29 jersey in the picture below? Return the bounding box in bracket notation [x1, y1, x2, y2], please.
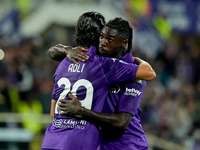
[42, 46, 139, 150]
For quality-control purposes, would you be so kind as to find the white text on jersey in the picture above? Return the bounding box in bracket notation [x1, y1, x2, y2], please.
[68, 64, 85, 73]
[125, 87, 141, 96]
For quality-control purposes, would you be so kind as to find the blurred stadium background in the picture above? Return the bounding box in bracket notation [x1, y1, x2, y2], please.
[0, 0, 200, 149]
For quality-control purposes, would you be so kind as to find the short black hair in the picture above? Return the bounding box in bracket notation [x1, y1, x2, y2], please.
[106, 17, 133, 53]
[75, 11, 106, 48]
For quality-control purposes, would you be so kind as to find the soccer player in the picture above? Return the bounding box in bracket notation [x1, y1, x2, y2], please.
[42, 12, 155, 150]
[58, 18, 151, 150]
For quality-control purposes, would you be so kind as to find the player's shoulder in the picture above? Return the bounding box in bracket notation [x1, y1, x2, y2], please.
[95, 55, 116, 65]
[58, 57, 69, 67]
[87, 46, 97, 55]
[54, 57, 69, 74]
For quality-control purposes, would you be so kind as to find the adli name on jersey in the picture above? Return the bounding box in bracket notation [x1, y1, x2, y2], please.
[68, 64, 85, 73]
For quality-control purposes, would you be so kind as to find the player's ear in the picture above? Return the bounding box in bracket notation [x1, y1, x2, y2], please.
[122, 39, 128, 48]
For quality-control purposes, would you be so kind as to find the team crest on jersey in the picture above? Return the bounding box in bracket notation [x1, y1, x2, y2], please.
[135, 79, 142, 84]
[110, 84, 120, 93]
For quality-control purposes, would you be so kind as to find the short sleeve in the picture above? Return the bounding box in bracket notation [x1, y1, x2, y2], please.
[118, 81, 146, 115]
[101, 58, 139, 85]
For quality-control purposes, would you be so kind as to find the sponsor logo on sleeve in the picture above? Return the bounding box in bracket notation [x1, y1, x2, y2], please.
[124, 87, 141, 96]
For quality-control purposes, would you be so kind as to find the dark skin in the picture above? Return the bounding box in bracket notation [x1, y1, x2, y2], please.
[99, 27, 156, 81]
[98, 26, 127, 59]
[58, 94, 132, 140]
[47, 44, 89, 64]
[48, 29, 155, 79]
[56, 26, 155, 140]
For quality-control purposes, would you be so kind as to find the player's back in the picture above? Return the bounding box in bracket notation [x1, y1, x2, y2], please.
[42, 46, 139, 150]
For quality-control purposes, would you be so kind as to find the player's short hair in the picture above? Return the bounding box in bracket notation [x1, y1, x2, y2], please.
[75, 11, 106, 48]
[106, 18, 133, 53]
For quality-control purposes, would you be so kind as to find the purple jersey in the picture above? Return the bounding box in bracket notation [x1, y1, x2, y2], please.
[42, 46, 139, 150]
[99, 52, 149, 150]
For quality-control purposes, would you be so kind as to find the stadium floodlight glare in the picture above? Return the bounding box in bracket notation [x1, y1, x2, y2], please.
[0, 49, 5, 60]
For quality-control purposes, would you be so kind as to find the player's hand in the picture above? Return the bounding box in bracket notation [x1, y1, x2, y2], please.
[66, 46, 89, 65]
[58, 93, 82, 116]
[133, 57, 142, 65]
[48, 44, 67, 61]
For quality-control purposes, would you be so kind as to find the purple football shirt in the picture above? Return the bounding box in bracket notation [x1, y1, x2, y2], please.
[99, 52, 149, 150]
[42, 46, 139, 150]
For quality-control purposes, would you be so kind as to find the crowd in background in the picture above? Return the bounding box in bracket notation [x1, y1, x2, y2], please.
[125, 0, 200, 149]
[136, 37, 200, 149]
[0, 0, 200, 150]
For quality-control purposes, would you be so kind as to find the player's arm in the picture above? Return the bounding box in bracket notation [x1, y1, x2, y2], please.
[104, 57, 156, 85]
[134, 57, 156, 80]
[134, 57, 156, 81]
[50, 99, 56, 119]
[58, 94, 132, 134]
[47, 44, 89, 64]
